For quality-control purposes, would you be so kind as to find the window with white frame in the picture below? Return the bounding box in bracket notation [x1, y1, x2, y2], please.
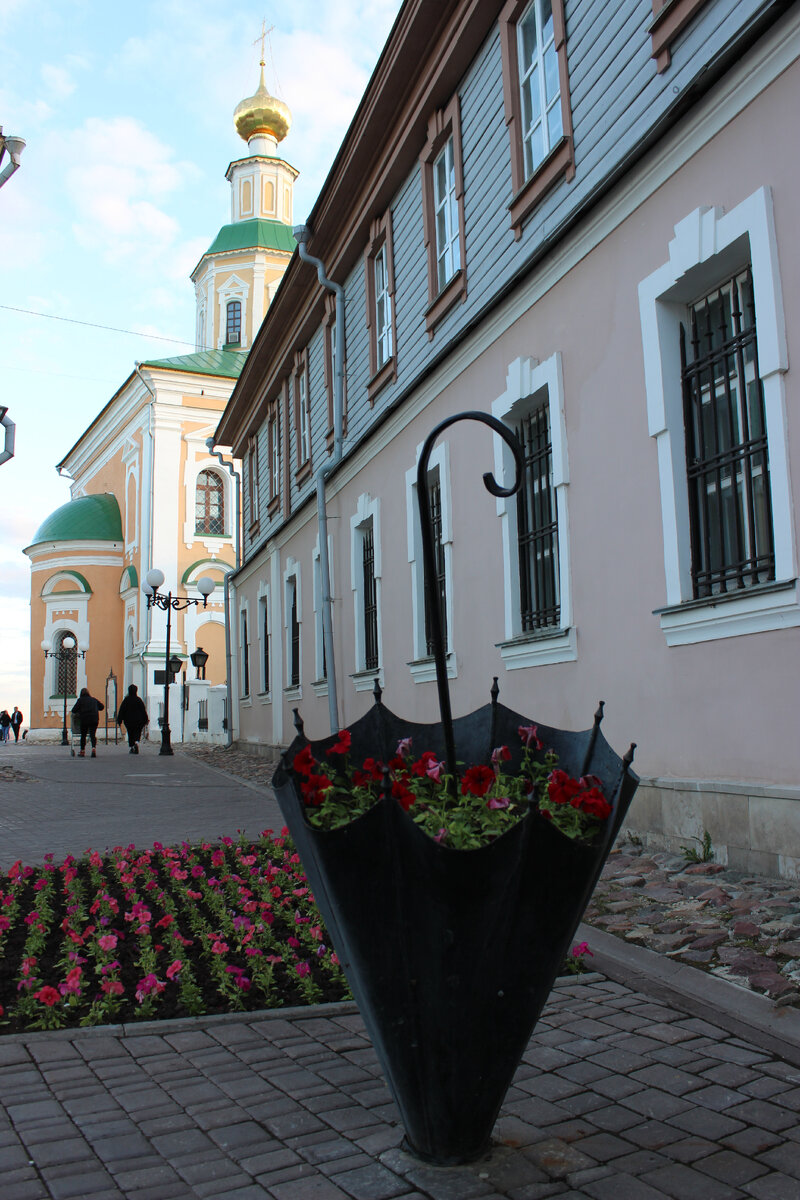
[258, 589, 270, 695]
[195, 469, 225, 536]
[294, 351, 311, 473]
[240, 608, 250, 697]
[226, 300, 242, 345]
[284, 565, 301, 690]
[405, 444, 455, 682]
[492, 353, 575, 668]
[638, 187, 795, 646]
[420, 95, 467, 333]
[517, 0, 562, 179]
[247, 434, 260, 529]
[268, 401, 280, 508]
[350, 495, 382, 686]
[365, 212, 397, 400]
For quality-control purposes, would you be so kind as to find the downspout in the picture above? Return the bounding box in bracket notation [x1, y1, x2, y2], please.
[0, 408, 15, 466]
[293, 224, 345, 735]
[205, 439, 240, 747]
[135, 363, 157, 722]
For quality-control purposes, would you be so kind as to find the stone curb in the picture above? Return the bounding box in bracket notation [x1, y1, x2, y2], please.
[579, 919, 800, 1065]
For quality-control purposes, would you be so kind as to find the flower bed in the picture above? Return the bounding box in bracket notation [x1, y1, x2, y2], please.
[0, 829, 352, 1035]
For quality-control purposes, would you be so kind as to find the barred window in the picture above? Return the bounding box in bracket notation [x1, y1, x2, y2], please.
[289, 579, 300, 687]
[516, 404, 559, 630]
[680, 268, 774, 599]
[196, 469, 225, 536]
[55, 631, 78, 698]
[423, 476, 448, 655]
[362, 521, 379, 672]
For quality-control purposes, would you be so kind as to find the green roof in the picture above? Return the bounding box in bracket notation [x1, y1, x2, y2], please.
[203, 219, 297, 258]
[141, 349, 248, 378]
[30, 494, 123, 546]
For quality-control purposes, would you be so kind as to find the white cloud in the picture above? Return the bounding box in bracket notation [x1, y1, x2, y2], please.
[41, 63, 76, 99]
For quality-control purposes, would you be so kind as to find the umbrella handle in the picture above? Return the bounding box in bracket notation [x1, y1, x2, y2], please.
[416, 411, 525, 791]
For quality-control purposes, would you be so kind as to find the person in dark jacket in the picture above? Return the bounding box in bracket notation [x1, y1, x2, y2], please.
[10, 707, 23, 742]
[116, 684, 149, 754]
[0, 710, 10, 743]
[71, 688, 104, 757]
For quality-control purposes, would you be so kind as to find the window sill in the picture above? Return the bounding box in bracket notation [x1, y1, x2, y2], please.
[311, 678, 329, 697]
[240, 695, 252, 708]
[367, 357, 396, 405]
[248, 521, 259, 537]
[508, 136, 575, 239]
[425, 270, 467, 338]
[267, 495, 281, 519]
[497, 625, 577, 669]
[649, 0, 709, 72]
[195, 532, 227, 540]
[407, 653, 457, 684]
[257, 691, 272, 705]
[350, 668, 383, 694]
[655, 579, 800, 646]
[284, 684, 302, 702]
[294, 461, 312, 487]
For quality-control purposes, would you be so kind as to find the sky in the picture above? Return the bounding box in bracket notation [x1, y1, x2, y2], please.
[0, 0, 401, 721]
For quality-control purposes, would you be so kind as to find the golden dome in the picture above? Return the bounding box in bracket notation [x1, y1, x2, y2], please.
[234, 65, 291, 145]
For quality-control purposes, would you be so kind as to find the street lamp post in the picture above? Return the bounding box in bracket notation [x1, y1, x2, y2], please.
[0, 128, 26, 189]
[143, 570, 215, 756]
[42, 634, 88, 746]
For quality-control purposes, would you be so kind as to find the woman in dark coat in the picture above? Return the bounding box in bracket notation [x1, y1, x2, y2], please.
[116, 684, 149, 754]
[71, 689, 104, 757]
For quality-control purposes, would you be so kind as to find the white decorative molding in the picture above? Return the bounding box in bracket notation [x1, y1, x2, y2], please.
[491, 353, 576, 668]
[638, 186, 796, 644]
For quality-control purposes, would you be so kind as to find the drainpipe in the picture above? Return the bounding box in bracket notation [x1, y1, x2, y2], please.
[293, 224, 345, 735]
[205, 439, 240, 747]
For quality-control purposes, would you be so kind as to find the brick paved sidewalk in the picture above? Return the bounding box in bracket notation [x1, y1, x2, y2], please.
[0, 970, 798, 1200]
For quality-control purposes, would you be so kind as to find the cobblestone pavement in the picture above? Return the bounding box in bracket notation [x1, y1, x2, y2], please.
[1, 974, 799, 1200]
[185, 745, 800, 1013]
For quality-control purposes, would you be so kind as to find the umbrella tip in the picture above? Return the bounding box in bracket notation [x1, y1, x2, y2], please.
[373, 677, 383, 705]
[490, 677, 499, 704]
[293, 708, 305, 736]
[593, 700, 605, 727]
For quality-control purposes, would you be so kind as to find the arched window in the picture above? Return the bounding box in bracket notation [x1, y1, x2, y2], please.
[195, 469, 225, 536]
[226, 300, 242, 345]
[54, 630, 78, 698]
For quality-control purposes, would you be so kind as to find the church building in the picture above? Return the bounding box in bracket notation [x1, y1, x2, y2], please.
[24, 64, 297, 742]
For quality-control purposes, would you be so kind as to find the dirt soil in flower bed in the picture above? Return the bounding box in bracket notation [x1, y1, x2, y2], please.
[585, 840, 800, 1007]
[0, 831, 351, 1036]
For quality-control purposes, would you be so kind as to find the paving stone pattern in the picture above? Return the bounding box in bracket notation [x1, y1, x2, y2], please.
[0, 976, 798, 1199]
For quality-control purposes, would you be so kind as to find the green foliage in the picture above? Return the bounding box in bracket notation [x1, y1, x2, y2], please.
[680, 829, 714, 864]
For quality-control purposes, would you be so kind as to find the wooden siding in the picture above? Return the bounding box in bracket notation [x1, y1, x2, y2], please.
[243, 0, 778, 541]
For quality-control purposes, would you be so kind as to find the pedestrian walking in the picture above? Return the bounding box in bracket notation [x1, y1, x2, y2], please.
[71, 689, 104, 757]
[0, 710, 10, 743]
[10, 707, 23, 743]
[116, 684, 149, 754]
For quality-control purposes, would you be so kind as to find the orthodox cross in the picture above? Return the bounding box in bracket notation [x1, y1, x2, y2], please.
[253, 19, 274, 67]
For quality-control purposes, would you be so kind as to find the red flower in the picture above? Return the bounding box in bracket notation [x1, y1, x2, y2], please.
[519, 724, 543, 750]
[300, 773, 333, 807]
[391, 780, 416, 811]
[326, 730, 351, 757]
[411, 751, 439, 778]
[461, 765, 495, 797]
[35, 986, 61, 1007]
[578, 787, 612, 821]
[547, 769, 581, 807]
[293, 745, 317, 776]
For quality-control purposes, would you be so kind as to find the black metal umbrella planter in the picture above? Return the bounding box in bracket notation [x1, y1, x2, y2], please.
[273, 412, 639, 1165]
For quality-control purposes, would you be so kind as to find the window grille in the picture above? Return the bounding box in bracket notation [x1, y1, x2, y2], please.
[290, 581, 300, 686]
[196, 469, 225, 535]
[55, 631, 78, 697]
[680, 267, 774, 598]
[433, 136, 460, 293]
[261, 597, 270, 691]
[241, 611, 250, 697]
[517, 0, 562, 179]
[424, 478, 447, 655]
[374, 244, 393, 369]
[226, 300, 242, 345]
[517, 403, 560, 630]
[198, 699, 208, 731]
[362, 522, 379, 671]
